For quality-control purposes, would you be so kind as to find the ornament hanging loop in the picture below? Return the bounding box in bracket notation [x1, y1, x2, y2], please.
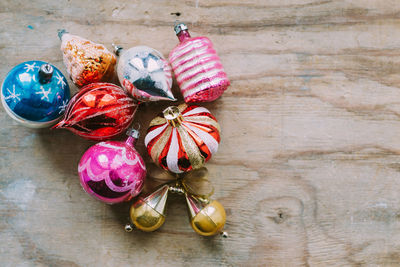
[125, 223, 134, 232]
[220, 231, 228, 238]
[126, 126, 140, 146]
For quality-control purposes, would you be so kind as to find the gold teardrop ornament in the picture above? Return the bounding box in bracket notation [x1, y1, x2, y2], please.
[129, 185, 169, 232]
[186, 194, 226, 236]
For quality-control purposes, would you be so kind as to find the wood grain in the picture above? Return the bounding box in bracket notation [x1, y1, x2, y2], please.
[1, 0, 400, 266]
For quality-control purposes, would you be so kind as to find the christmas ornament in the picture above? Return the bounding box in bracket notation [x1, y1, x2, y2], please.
[78, 128, 146, 204]
[145, 104, 220, 173]
[58, 30, 117, 87]
[168, 22, 230, 103]
[125, 164, 227, 236]
[1, 60, 70, 128]
[129, 184, 169, 232]
[53, 82, 137, 140]
[4, 28, 230, 238]
[186, 194, 226, 236]
[113, 44, 175, 102]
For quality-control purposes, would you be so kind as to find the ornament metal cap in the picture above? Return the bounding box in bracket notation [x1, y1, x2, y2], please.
[174, 22, 188, 35]
[112, 43, 123, 56]
[126, 123, 140, 139]
[129, 184, 169, 232]
[38, 63, 53, 84]
[126, 128, 139, 139]
[163, 106, 183, 127]
[145, 184, 169, 214]
[57, 29, 68, 40]
[125, 126, 140, 146]
[186, 193, 209, 219]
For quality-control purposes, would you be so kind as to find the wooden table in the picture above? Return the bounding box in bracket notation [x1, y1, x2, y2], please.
[1, 0, 400, 266]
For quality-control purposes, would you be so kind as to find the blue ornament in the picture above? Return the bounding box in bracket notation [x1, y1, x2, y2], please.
[1, 60, 70, 128]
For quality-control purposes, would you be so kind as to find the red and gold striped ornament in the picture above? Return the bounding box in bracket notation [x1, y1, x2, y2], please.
[145, 104, 220, 173]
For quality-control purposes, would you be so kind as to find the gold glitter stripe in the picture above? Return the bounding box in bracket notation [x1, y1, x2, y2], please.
[178, 103, 188, 114]
[177, 125, 204, 170]
[149, 116, 167, 127]
[184, 116, 221, 132]
[151, 125, 172, 163]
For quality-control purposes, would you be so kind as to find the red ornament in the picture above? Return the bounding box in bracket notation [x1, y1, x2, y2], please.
[145, 104, 220, 173]
[53, 83, 137, 140]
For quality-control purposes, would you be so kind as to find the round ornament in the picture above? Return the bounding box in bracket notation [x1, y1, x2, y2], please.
[1, 60, 70, 128]
[59, 30, 117, 87]
[53, 82, 137, 140]
[145, 104, 220, 173]
[114, 45, 175, 102]
[78, 129, 146, 204]
[169, 23, 230, 103]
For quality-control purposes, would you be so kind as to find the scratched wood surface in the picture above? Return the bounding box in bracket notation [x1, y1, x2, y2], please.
[1, 0, 400, 266]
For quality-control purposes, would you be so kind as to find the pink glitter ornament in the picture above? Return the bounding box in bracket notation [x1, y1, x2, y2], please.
[78, 129, 146, 204]
[168, 23, 230, 103]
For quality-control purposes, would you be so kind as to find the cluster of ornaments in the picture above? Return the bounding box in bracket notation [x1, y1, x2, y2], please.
[1, 23, 229, 237]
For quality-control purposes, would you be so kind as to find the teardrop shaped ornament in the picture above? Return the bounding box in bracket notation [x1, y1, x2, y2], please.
[115, 45, 175, 102]
[129, 184, 169, 232]
[59, 30, 117, 87]
[186, 194, 226, 236]
[53, 82, 137, 140]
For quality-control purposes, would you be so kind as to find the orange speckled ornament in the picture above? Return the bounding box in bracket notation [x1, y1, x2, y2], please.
[59, 30, 116, 87]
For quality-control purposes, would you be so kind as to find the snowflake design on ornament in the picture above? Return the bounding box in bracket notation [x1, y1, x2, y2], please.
[55, 72, 67, 89]
[23, 62, 38, 72]
[58, 100, 68, 114]
[4, 85, 21, 103]
[35, 86, 51, 101]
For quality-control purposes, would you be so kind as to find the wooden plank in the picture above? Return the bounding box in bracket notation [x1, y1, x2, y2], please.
[1, 0, 400, 265]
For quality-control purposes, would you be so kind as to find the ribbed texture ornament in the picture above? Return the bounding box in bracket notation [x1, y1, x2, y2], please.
[169, 23, 230, 103]
[145, 104, 220, 173]
[54, 83, 137, 140]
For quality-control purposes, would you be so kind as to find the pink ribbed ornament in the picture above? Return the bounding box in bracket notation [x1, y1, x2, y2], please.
[168, 23, 230, 103]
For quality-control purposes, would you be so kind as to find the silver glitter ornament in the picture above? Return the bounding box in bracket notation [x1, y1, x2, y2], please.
[114, 45, 175, 102]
